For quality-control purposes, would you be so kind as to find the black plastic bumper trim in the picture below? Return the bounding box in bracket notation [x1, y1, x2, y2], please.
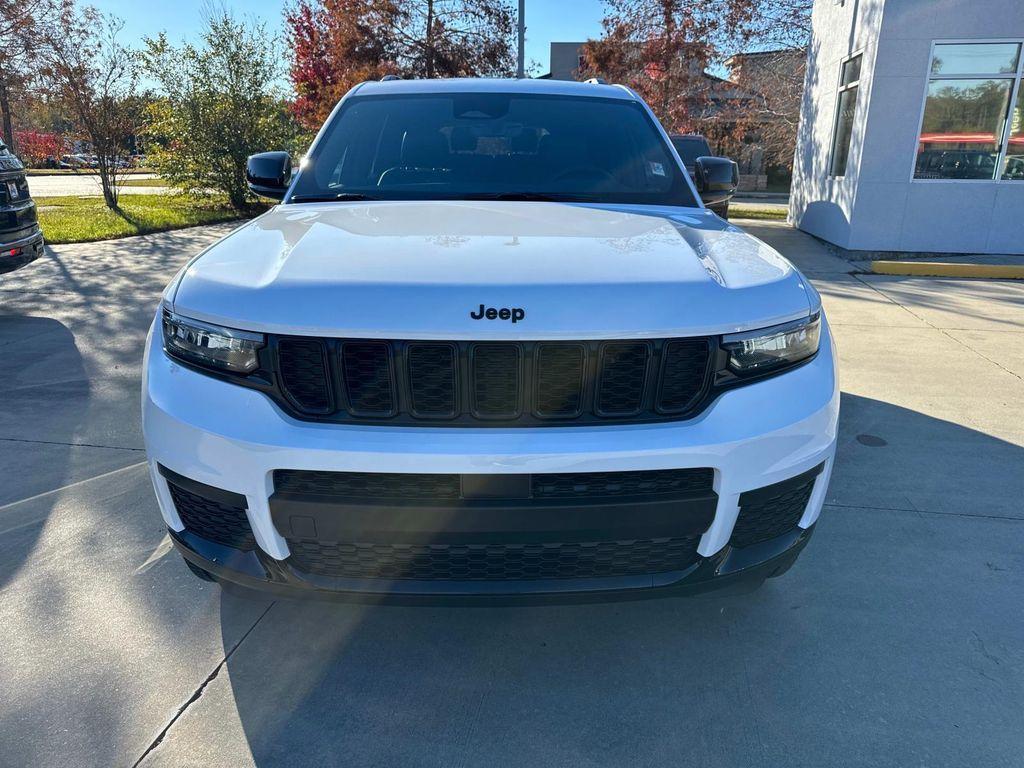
[158, 465, 248, 509]
[168, 524, 815, 603]
[269, 491, 719, 545]
[738, 462, 825, 506]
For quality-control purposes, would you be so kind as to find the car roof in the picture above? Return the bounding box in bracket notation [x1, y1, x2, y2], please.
[351, 77, 636, 101]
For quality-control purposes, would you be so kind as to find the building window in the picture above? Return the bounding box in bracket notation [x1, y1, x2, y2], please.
[829, 54, 862, 177]
[914, 41, 1024, 180]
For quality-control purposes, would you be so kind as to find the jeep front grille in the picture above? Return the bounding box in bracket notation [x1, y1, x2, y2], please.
[269, 337, 714, 426]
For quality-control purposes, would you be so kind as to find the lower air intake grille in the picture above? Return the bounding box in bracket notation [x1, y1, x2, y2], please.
[731, 464, 823, 548]
[274, 470, 462, 501]
[531, 468, 714, 499]
[272, 468, 714, 502]
[166, 478, 256, 551]
[287, 537, 702, 581]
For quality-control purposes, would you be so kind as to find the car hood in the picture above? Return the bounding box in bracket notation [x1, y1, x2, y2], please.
[169, 201, 815, 339]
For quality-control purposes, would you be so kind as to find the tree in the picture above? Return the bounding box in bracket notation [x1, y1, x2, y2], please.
[580, 0, 756, 132]
[0, 0, 70, 152]
[581, 0, 814, 174]
[143, 9, 302, 210]
[285, 0, 516, 130]
[728, 50, 807, 171]
[41, 7, 140, 208]
[13, 130, 65, 166]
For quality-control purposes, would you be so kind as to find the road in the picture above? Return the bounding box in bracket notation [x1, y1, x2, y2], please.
[25, 173, 167, 197]
[1, 218, 1022, 767]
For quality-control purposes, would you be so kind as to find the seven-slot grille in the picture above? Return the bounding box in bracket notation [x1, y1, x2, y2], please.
[270, 337, 714, 426]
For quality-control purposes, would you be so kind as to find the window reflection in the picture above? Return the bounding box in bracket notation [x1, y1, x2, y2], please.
[1002, 87, 1024, 180]
[916, 42, 1023, 181]
[829, 55, 862, 177]
[930, 43, 1020, 76]
[915, 79, 1012, 179]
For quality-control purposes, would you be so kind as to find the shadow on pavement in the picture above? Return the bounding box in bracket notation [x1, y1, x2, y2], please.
[209, 393, 1023, 767]
[0, 316, 87, 587]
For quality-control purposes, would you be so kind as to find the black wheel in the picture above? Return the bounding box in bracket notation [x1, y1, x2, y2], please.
[183, 557, 216, 582]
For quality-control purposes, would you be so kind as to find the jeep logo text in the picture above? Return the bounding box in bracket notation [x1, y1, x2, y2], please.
[470, 304, 525, 323]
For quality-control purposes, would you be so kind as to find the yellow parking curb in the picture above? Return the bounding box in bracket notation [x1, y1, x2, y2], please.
[871, 261, 1024, 279]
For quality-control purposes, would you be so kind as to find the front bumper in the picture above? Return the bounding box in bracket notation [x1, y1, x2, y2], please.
[170, 522, 815, 602]
[0, 228, 44, 275]
[143, 315, 839, 598]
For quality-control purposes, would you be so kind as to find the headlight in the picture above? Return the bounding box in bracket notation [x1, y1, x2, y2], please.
[722, 313, 820, 375]
[162, 309, 264, 374]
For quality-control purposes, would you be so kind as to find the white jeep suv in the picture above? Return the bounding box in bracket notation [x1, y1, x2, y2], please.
[143, 78, 838, 598]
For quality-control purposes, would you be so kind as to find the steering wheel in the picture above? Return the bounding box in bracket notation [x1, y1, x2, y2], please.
[552, 166, 617, 184]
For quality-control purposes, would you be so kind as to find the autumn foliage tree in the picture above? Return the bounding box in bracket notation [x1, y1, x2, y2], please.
[42, 8, 141, 208]
[580, 0, 757, 133]
[285, 0, 516, 129]
[12, 130, 65, 166]
[0, 0, 70, 151]
[581, 0, 813, 173]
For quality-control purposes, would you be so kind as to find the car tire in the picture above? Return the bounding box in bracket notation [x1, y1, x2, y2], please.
[710, 203, 729, 220]
[183, 558, 217, 582]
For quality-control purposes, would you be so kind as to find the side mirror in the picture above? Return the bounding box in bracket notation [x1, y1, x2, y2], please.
[246, 151, 292, 200]
[693, 156, 739, 206]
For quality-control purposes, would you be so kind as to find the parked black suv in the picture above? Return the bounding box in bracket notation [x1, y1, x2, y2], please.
[670, 134, 739, 219]
[0, 138, 44, 275]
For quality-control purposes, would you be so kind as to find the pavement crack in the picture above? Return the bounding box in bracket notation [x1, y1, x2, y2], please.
[131, 600, 276, 767]
[0, 436, 145, 452]
[852, 273, 1024, 383]
[971, 631, 1003, 667]
[0, 461, 147, 514]
[823, 501, 1023, 522]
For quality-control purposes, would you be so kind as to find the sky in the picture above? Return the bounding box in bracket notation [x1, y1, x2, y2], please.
[91, 0, 607, 76]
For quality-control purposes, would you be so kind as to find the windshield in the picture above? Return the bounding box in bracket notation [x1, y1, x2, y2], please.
[289, 92, 698, 206]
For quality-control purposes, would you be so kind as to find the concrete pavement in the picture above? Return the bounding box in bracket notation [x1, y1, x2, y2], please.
[1, 217, 1021, 767]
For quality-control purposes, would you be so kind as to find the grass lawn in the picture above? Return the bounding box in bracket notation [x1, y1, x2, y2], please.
[729, 205, 788, 221]
[35, 194, 261, 244]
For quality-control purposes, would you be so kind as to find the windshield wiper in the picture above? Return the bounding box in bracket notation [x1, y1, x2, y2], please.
[289, 192, 381, 203]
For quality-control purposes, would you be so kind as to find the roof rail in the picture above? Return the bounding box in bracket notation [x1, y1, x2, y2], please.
[380, 74, 401, 82]
[584, 77, 608, 85]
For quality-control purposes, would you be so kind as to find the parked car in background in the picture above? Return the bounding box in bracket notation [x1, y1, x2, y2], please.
[670, 133, 739, 219]
[914, 149, 999, 180]
[0, 138, 44, 275]
[59, 154, 89, 170]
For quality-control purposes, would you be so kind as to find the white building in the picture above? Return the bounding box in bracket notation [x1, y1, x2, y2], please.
[791, 0, 1024, 254]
